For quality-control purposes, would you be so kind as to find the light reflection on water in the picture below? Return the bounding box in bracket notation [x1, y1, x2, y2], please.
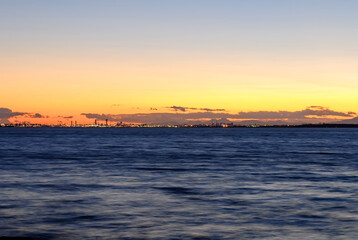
[0, 128, 358, 239]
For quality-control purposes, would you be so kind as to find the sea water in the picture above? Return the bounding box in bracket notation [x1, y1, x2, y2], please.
[0, 128, 357, 239]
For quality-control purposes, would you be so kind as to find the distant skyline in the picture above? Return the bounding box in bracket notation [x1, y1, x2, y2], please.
[1, 0, 358, 124]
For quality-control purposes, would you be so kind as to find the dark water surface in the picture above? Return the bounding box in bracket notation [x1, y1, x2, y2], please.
[0, 128, 357, 239]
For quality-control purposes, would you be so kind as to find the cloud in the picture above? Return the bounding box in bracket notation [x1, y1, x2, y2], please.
[27, 113, 47, 118]
[168, 106, 187, 112]
[0, 107, 51, 123]
[307, 106, 326, 111]
[81, 113, 120, 122]
[236, 107, 352, 120]
[200, 108, 226, 112]
[58, 115, 73, 119]
[167, 106, 226, 112]
[82, 106, 355, 125]
[0, 108, 27, 123]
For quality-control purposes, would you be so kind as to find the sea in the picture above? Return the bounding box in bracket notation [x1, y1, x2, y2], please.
[0, 127, 357, 240]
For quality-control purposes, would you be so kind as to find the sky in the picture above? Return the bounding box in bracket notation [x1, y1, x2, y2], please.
[1, 0, 358, 124]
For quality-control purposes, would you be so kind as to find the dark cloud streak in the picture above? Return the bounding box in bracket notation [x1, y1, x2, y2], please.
[58, 115, 74, 119]
[167, 106, 226, 112]
[27, 113, 47, 118]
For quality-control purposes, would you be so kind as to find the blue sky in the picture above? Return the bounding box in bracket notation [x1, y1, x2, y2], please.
[2, 0, 357, 56]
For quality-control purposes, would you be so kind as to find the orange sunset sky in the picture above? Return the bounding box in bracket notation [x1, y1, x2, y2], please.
[1, 1, 358, 125]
